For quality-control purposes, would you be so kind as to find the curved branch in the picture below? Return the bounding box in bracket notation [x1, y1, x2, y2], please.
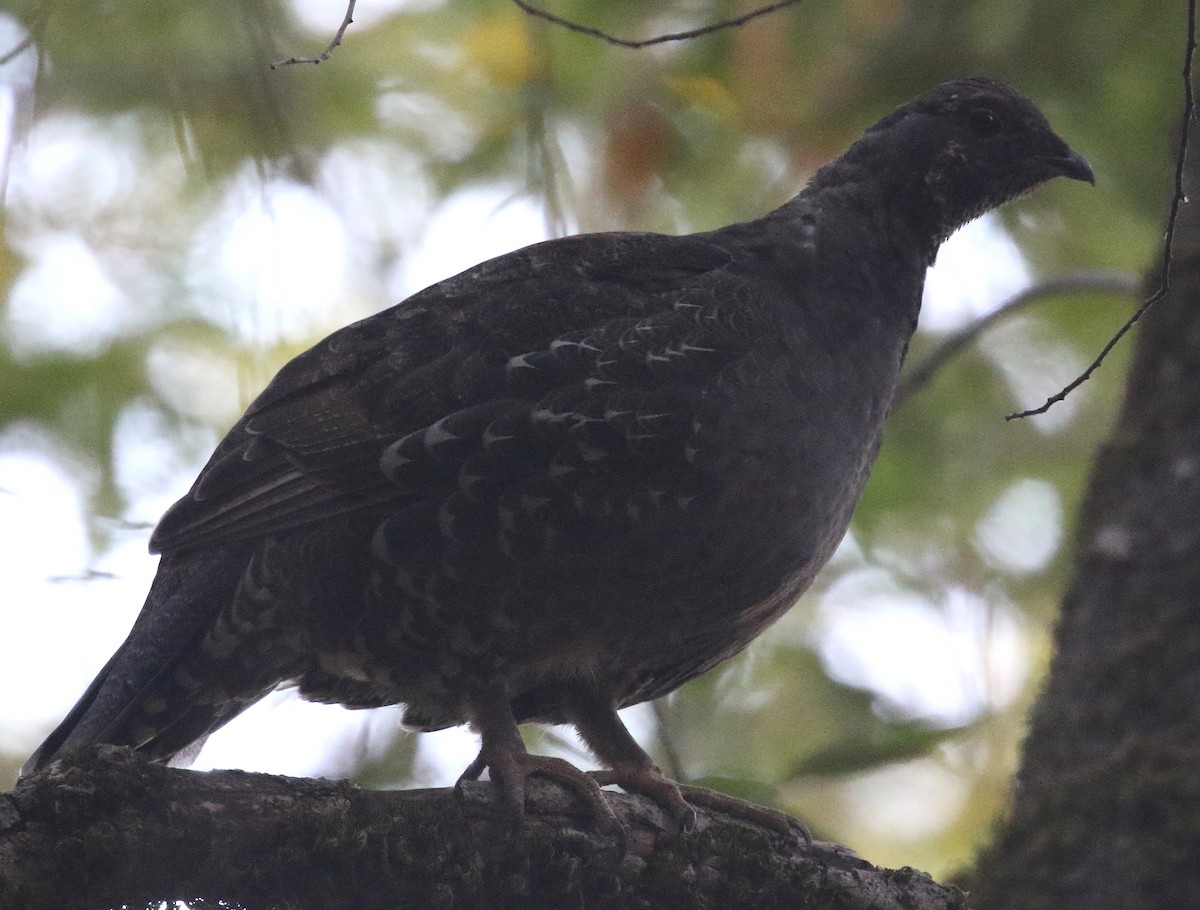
[0, 32, 35, 67]
[0, 8, 48, 68]
[511, 0, 802, 49]
[895, 270, 1141, 408]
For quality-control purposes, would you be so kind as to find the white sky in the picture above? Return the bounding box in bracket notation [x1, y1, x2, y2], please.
[0, 43, 1069, 804]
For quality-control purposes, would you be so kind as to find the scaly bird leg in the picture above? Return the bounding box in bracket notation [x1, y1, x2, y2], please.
[569, 690, 811, 843]
[458, 684, 621, 832]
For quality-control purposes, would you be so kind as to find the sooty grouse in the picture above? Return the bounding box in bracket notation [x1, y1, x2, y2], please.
[24, 77, 1092, 832]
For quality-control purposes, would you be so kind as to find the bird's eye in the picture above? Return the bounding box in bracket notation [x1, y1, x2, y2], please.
[968, 108, 1002, 138]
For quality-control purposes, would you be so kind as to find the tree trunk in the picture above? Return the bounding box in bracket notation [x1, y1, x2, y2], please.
[964, 139, 1200, 906]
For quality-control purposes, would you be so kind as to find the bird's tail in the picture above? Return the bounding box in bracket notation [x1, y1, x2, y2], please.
[21, 546, 262, 777]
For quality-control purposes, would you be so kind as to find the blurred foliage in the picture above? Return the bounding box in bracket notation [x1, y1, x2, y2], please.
[0, 0, 1182, 877]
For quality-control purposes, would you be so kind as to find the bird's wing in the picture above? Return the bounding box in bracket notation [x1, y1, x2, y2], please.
[149, 231, 736, 554]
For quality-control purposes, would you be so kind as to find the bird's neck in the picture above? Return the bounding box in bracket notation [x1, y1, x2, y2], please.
[750, 190, 927, 353]
[806, 145, 947, 266]
[768, 176, 937, 286]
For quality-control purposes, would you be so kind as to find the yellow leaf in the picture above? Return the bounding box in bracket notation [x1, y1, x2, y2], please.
[669, 75, 737, 119]
[460, 14, 534, 88]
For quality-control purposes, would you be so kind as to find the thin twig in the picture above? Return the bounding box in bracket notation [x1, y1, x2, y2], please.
[270, 0, 357, 69]
[1007, 0, 1197, 420]
[0, 32, 35, 67]
[511, 0, 802, 49]
[48, 569, 119, 584]
[895, 271, 1141, 407]
[0, 8, 49, 68]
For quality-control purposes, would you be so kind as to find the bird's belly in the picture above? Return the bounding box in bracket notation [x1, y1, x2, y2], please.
[292, 341, 898, 726]
[294, 416, 879, 726]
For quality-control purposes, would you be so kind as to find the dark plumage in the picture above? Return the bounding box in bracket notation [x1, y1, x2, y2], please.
[25, 77, 1092, 828]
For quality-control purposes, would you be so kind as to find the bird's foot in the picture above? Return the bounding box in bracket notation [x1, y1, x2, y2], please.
[457, 746, 623, 834]
[675, 783, 812, 844]
[590, 765, 811, 844]
[590, 764, 698, 833]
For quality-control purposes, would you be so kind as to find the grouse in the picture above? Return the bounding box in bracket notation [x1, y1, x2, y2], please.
[24, 77, 1093, 831]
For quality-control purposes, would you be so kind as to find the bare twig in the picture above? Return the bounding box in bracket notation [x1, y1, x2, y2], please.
[895, 271, 1141, 407]
[48, 569, 119, 584]
[0, 31, 35, 67]
[1007, 0, 1197, 420]
[0, 8, 49, 68]
[270, 0, 356, 69]
[511, 0, 802, 49]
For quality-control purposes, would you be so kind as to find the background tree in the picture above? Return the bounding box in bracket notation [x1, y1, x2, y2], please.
[0, 0, 1188, 904]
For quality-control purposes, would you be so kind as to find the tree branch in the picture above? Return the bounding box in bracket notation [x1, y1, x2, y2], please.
[0, 32, 35, 67]
[895, 270, 1141, 408]
[511, 0, 803, 49]
[962, 60, 1200, 904]
[0, 8, 48, 68]
[1006, 0, 1197, 419]
[270, 0, 357, 69]
[1, 747, 968, 910]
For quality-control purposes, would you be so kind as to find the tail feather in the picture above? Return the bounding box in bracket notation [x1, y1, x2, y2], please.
[21, 546, 253, 777]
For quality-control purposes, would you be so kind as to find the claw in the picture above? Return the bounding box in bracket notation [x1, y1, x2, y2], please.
[462, 686, 631, 846]
[458, 745, 625, 836]
[591, 765, 696, 834]
[678, 783, 812, 844]
[591, 766, 810, 844]
[567, 691, 811, 844]
[456, 751, 488, 783]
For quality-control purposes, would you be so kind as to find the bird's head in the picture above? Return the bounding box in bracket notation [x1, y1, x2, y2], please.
[819, 77, 1093, 254]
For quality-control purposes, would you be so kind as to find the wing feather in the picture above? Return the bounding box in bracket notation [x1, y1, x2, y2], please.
[150, 232, 736, 554]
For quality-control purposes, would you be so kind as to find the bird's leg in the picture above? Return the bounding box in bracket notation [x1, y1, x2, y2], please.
[458, 684, 621, 831]
[569, 692, 698, 832]
[570, 691, 811, 843]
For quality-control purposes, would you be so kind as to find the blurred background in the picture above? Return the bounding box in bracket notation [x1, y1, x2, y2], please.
[0, 0, 1180, 877]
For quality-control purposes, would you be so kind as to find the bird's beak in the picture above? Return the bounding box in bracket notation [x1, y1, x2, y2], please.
[1041, 147, 1095, 185]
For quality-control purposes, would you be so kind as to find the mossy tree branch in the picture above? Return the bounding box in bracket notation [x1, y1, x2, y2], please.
[1, 747, 967, 910]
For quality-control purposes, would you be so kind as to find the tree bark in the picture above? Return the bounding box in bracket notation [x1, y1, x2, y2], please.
[1, 746, 967, 910]
[963, 145, 1200, 906]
